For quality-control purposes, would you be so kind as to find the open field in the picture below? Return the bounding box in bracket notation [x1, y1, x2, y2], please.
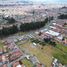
[14, 31, 27, 36]
[22, 58, 33, 67]
[17, 39, 67, 66]
[53, 42, 67, 65]
[0, 41, 4, 49]
[17, 40, 53, 67]
[56, 43, 67, 53]
[53, 47, 67, 65]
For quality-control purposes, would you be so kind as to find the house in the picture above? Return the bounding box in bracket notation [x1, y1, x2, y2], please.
[2, 55, 6, 62]
[29, 56, 39, 64]
[0, 64, 8, 67]
[36, 63, 45, 67]
[0, 55, 2, 62]
[12, 61, 25, 67]
[0, 49, 3, 55]
[63, 39, 67, 45]
[3, 46, 8, 53]
[9, 50, 22, 62]
[2, 64, 8, 67]
[51, 58, 64, 67]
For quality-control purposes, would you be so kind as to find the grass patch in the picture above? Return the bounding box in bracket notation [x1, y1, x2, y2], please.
[56, 43, 67, 53]
[22, 58, 33, 67]
[0, 41, 4, 49]
[53, 48, 67, 65]
[53, 42, 67, 65]
[16, 32, 27, 36]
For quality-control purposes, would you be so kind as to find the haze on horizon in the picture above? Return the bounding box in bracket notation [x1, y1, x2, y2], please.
[0, 0, 67, 4]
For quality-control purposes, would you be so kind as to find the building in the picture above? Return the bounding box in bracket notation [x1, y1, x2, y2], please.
[13, 61, 25, 67]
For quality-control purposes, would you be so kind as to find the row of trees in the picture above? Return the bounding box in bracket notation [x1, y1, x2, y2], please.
[20, 18, 48, 31]
[31, 38, 46, 46]
[0, 25, 18, 37]
[31, 37, 56, 47]
[58, 14, 67, 19]
[0, 18, 48, 37]
[3, 17, 16, 24]
[43, 38, 56, 47]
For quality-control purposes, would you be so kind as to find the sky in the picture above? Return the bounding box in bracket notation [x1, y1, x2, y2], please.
[30, 0, 67, 4]
[0, 0, 67, 4]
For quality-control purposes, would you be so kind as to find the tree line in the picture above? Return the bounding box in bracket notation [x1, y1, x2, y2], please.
[58, 14, 67, 19]
[3, 16, 16, 24]
[0, 18, 48, 37]
[31, 37, 56, 48]
[20, 18, 48, 31]
[0, 25, 18, 37]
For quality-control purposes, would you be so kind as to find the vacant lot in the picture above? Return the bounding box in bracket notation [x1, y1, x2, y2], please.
[22, 58, 33, 67]
[17, 39, 67, 66]
[0, 41, 4, 49]
[53, 42, 67, 65]
[17, 40, 53, 67]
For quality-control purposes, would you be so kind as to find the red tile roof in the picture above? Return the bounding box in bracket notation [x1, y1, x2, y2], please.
[2, 64, 7, 67]
[9, 51, 22, 62]
[13, 61, 24, 67]
[0, 55, 2, 62]
[37, 63, 44, 67]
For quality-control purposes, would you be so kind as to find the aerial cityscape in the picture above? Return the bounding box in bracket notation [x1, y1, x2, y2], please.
[0, 0, 67, 67]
